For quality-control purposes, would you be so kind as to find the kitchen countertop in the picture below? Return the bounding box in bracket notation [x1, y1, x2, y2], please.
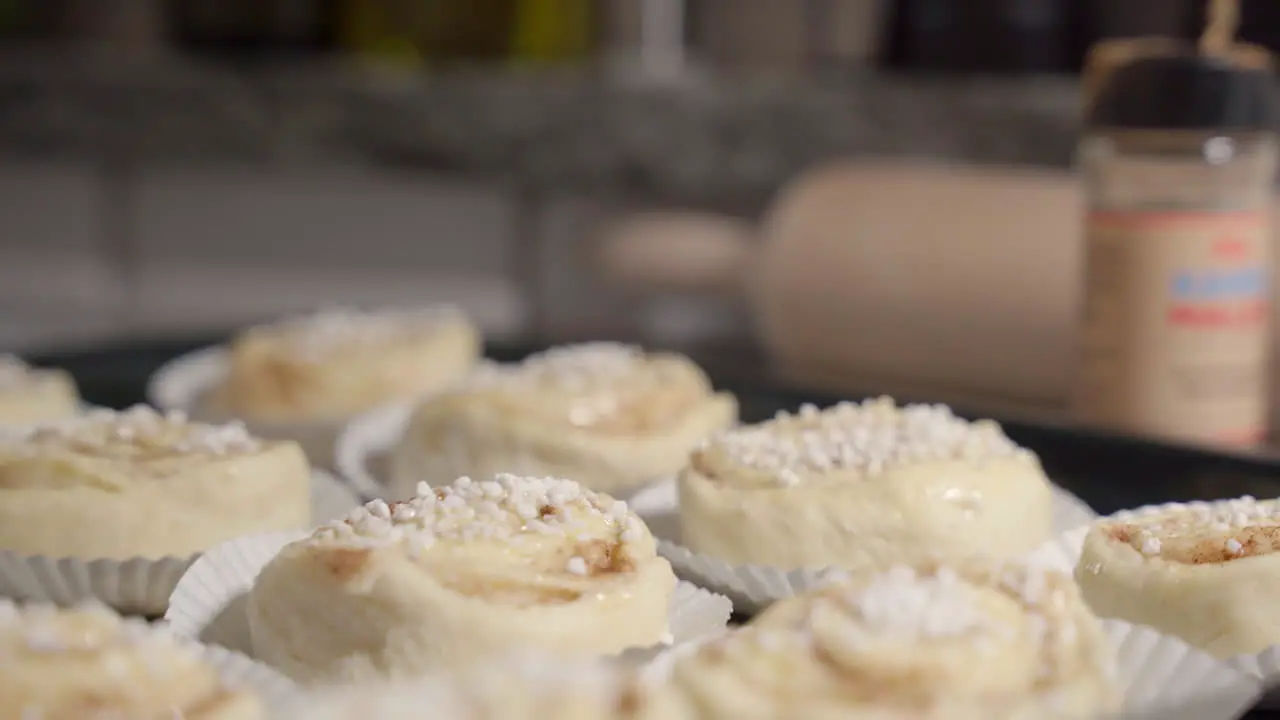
[0, 51, 1082, 204]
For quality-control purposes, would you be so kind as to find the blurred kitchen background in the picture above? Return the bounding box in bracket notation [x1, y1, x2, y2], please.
[3, 0, 1280, 444]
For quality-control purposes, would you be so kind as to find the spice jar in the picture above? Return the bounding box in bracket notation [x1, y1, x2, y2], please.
[1074, 46, 1278, 447]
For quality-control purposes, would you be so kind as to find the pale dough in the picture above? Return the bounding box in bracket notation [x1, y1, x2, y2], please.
[0, 355, 79, 428]
[277, 654, 686, 720]
[0, 600, 264, 720]
[678, 398, 1054, 572]
[663, 560, 1119, 720]
[1076, 496, 1280, 658]
[389, 343, 737, 499]
[211, 306, 480, 425]
[248, 473, 677, 685]
[0, 405, 311, 559]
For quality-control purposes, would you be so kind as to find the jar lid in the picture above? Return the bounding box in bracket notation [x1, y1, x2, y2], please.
[1088, 52, 1277, 132]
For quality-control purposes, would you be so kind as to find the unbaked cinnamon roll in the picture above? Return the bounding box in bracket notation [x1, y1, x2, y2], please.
[211, 306, 480, 425]
[0, 405, 311, 559]
[389, 343, 737, 499]
[247, 473, 678, 684]
[0, 354, 79, 428]
[1076, 496, 1280, 657]
[0, 600, 265, 720]
[664, 561, 1119, 720]
[678, 398, 1053, 572]
[278, 653, 684, 720]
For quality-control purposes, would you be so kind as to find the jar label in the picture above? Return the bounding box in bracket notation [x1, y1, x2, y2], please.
[1075, 209, 1271, 447]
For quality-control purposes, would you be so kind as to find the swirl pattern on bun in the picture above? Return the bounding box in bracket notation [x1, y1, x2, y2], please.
[389, 343, 737, 498]
[0, 355, 79, 428]
[212, 306, 480, 424]
[0, 405, 311, 559]
[248, 473, 677, 684]
[664, 561, 1118, 720]
[1077, 496, 1280, 657]
[1, 600, 264, 720]
[678, 398, 1053, 572]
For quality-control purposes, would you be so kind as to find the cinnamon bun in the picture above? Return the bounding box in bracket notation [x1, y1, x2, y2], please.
[678, 398, 1053, 572]
[0, 405, 311, 559]
[247, 473, 677, 684]
[1076, 496, 1280, 657]
[0, 600, 265, 720]
[278, 653, 685, 720]
[664, 561, 1118, 719]
[210, 306, 480, 425]
[389, 343, 737, 499]
[0, 355, 79, 428]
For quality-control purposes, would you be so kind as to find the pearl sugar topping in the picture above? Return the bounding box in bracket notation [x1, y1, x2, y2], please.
[317, 473, 647, 550]
[709, 397, 1028, 485]
[1129, 496, 1280, 558]
[738, 563, 1083, 683]
[833, 566, 1000, 642]
[1, 600, 239, 719]
[12, 404, 259, 456]
[271, 305, 462, 360]
[466, 343, 646, 393]
[0, 599, 197, 673]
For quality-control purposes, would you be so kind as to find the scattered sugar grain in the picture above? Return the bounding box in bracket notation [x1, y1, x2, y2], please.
[707, 397, 1028, 486]
[317, 473, 643, 552]
[1140, 536, 1162, 556]
[10, 405, 259, 456]
[265, 305, 463, 361]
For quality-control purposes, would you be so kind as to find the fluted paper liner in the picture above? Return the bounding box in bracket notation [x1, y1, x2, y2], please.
[1228, 646, 1280, 708]
[333, 399, 416, 501]
[197, 642, 300, 710]
[646, 477, 1098, 614]
[148, 345, 346, 470]
[165, 530, 733, 669]
[1030, 501, 1280, 710]
[637, 617, 1259, 719]
[0, 470, 359, 616]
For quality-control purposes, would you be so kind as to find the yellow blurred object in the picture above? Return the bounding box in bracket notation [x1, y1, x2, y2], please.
[336, 0, 422, 66]
[511, 0, 592, 64]
[336, 0, 592, 67]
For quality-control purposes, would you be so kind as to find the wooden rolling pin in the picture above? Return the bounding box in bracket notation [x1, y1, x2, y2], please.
[596, 160, 1280, 422]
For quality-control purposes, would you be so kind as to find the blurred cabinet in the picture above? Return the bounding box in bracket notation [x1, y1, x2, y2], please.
[0, 161, 536, 349]
[690, 0, 886, 71]
[128, 168, 524, 335]
[0, 161, 120, 310]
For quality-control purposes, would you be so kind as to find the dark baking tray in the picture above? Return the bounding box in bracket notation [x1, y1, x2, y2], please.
[26, 334, 1280, 718]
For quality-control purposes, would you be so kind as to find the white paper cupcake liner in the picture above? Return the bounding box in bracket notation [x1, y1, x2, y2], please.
[197, 642, 301, 710]
[637, 617, 1259, 720]
[333, 399, 417, 501]
[1227, 647, 1280, 709]
[148, 345, 348, 469]
[165, 530, 733, 669]
[651, 479, 1099, 614]
[0, 470, 359, 616]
